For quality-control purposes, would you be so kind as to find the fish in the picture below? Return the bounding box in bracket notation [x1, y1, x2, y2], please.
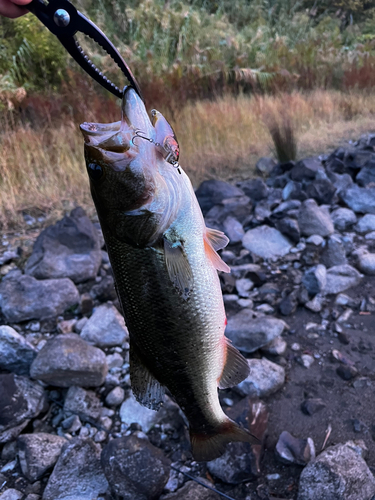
[80, 86, 257, 461]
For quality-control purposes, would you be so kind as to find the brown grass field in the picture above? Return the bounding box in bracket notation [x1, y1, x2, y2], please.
[1, 89, 375, 228]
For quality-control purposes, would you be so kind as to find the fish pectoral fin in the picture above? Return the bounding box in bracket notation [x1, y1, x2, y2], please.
[218, 340, 250, 389]
[206, 227, 229, 251]
[203, 234, 230, 273]
[164, 238, 193, 299]
[130, 343, 165, 411]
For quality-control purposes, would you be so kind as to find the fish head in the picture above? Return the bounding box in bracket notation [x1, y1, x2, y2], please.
[80, 87, 182, 244]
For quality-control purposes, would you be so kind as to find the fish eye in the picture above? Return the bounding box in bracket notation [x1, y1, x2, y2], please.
[87, 163, 104, 181]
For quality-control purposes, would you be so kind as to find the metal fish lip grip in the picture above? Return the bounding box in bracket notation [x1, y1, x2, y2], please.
[28, 0, 144, 101]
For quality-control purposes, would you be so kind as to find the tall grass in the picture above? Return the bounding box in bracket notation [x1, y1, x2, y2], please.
[1, 89, 375, 228]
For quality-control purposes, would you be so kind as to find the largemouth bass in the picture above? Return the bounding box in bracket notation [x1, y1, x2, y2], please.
[80, 87, 256, 461]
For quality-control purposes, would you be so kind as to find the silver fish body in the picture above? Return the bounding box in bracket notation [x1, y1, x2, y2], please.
[80, 87, 256, 460]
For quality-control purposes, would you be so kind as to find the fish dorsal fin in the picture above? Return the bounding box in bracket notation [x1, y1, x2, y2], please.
[218, 339, 250, 389]
[130, 342, 165, 411]
[164, 238, 193, 299]
[203, 233, 230, 273]
[206, 227, 229, 251]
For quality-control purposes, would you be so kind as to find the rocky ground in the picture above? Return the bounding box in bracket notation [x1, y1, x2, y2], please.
[1, 135, 375, 500]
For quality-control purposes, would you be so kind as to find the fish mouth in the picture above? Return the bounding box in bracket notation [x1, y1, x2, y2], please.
[80, 86, 155, 151]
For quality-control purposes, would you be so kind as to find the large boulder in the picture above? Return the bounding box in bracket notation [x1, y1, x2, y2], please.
[25, 207, 102, 283]
[0, 272, 79, 323]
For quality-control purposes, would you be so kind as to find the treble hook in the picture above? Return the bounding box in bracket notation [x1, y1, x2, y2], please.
[131, 130, 181, 174]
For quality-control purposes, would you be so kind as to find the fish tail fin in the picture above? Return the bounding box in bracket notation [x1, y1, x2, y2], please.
[190, 418, 259, 462]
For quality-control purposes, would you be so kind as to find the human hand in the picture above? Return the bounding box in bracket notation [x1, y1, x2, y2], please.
[0, 0, 32, 18]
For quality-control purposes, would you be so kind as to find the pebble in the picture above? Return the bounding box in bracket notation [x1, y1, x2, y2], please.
[0, 490, 23, 500]
[298, 354, 315, 369]
[235, 358, 285, 398]
[80, 303, 128, 347]
[276, 431, 315, 465]
[105, 386, 125, 407]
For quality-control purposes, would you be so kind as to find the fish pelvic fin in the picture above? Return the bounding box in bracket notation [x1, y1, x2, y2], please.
[164, 238, 193, 299]
[203, 231, 230, 273]
[218, 339, 250, 389]
[190, 418, 259, 462]
[130, 342, 165, 410]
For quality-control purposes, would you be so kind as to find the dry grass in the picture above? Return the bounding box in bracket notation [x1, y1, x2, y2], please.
[1, 89, 375, 228]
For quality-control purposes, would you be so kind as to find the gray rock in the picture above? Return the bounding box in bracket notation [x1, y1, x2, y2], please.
[256, 157, 277, 175]
[279, 289, 299, 316]
[306, 179, 336, 205]
[355, 214, 375, 233]
[305, 294, 324, 312]
[242, 225, 292, 260]
[331, 208, 357, 231]
[306, 235, 324, 246]
[90, 275, 117, 302]
[235, 358, 285, 397]
[64, 387, 101, 421]
[105, 386, 125, 407]
[297, 443, 375, 500]
[101, 435, 170, 500]
[356, 165, 375, 187]
[261, 336, 287, 356]
[119, 392, 158, 432]
[357, 252, 375, 275]
[30, 334, 108, 388]
[276, 431, 315, 466]
[0, 490, 23, 500]
[275, 218, 300, 244]
[302, 265, 327, 295]
[162, 481, 220, 500]
[0, 274, 79, 323]
[207, 442, 257, 484]
[290, 158, 321, 182]
[282, 181, 307, 201]
[226, 311, 287, 353]
[43, 438, 108, 500]
[0, 374, 46, 443]
[239, 178, 269, 201]
[324, 265, 363, 295]
[195, 180, 245, 215]
[321, 235, 347, 268]
[235, 278, 254, 298]
[18, 433, 66, 481]
[0, 325, 37, 375]
[106, 352, 123, 369]
[340, 184, 375, 214]
[298, 199, 334, 237]
[222, 216, 245, 244]
[25, 207, 102, 284]
[80, 303, 128, 347]
[301, 398, 326, 416]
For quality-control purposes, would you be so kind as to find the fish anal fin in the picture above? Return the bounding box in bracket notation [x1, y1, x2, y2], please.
[129, 343, 165, 411]
[218, 340, 250, 389]
[206, 227, 229, 251]
[164, 238, 193, 299]
[190, 418, 258, 461]
[203, 236, 231, 273]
